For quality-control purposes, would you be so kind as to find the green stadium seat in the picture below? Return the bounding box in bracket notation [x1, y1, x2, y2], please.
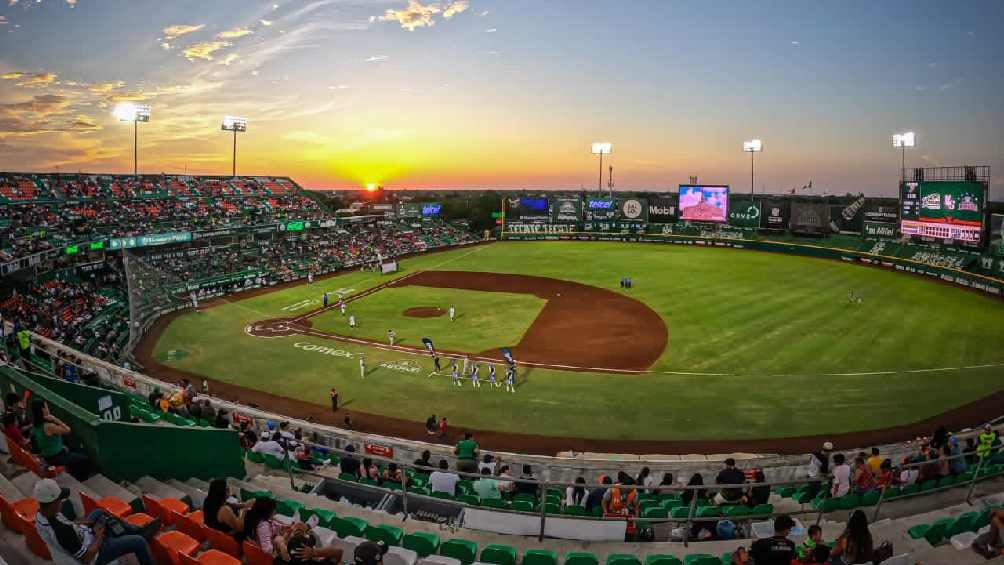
[590, 505, 603, 517]
[695, 506, 720, 518]
[456, 494, 480, 506]
[359, 478, 380, 487]
[440, 538, 478, 565]
[564, 552, 599, 565]
[682, 554, 718, 565]
[276, 499, 304, 518]
[403, 531, 440, 557]
[642, 506, 669, 519]
[563, 505, 587, 516]
[431, 490, 454, 500]
[946, 512, 979, 537]
[662, 499, 685, 510]
[860, 491, 880, 506]
[882, 486, 901, 500]
[523, 549, 559, 565]
[240, 488, 271, 501]
[456, 481, 475, 496]
[263, 453, 291, 471]
[246, 451, 265, 464]
[909, 517, 952, 546]
[481, 497, 507, 509]
[752, 503, 773, 516]
[605, 555, 641, 565]
[339, 472, 359, 483]
[644, 555, 682, 565]
[776, 487, 797, 498]
[365, 524, 404, 546]
[300, 507, 336, 527]
[919, 480, 938, 492]
[795, 490, 816, 504]
[333, 516, 368, 538]
[670, 506, 692, 519]
[513, 493, 538, 504]
[544, 502, 561, 515]
[512, 500, 535, 512]
[812, 497, 839, 513]
[900, 484, 920, 496]
[722, 505, 749, 518]
[837, 494, 860, 510]
[481, 544, 518, 565]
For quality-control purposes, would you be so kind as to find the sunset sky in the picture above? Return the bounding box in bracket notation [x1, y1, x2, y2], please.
[0, 0, 1002, 196]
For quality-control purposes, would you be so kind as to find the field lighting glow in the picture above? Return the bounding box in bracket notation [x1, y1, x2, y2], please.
[113, 102, 150, 122]
[743, 139, 763, 152]
[591, 142, 612, 155]
[221, 116, 248, 132]
[892, 132, 916, 148]
[366, 183, 377, 192]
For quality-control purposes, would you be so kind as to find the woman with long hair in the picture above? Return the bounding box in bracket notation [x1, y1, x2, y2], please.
[566, 476, 588, 507]
[203, 479, 249, 537]
[243, 497, 290, 561]
[30, 399, 91, 480]
[681, 473, 706, 506]
[830, 509, 874, 565]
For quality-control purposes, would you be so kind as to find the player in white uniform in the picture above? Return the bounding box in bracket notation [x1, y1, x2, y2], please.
[359, 355, 366, 378]
[449, 305, 456, 322]
[429, 355, 442, 377]
[308, 271, 314, 284]
[340, 302, 347, 316]
[487, 363, 498, 388]
[505, 365, 516, 393]
[349, 315, 356, 328]
[387, 329, 396, 346]
[470, 363, 481, 388]
[451, 361, 462, 387]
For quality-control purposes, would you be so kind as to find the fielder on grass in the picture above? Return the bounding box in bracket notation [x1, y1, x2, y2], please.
[451, 361, 462, 387]
[359, 354, 366, 378]
[449, 305, 456, 322]
[340, 301, 346, 316]
[430, 355, 442, 377]
[470, 363, 481, 388]
[323, 292, 329, 308]
[348, 315, 357, 328]
[505, 364, 516, 393]
[387, 329, 396, 346]
[488, 363, 498, 388]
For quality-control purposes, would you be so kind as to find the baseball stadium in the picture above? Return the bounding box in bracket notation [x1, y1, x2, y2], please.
[3, 1, 1004, 563]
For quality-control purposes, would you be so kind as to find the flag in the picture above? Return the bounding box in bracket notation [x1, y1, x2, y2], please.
[421, 337, 435, 355]
[500, 347, 515, 366]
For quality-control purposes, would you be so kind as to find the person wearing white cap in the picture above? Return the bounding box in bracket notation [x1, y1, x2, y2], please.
[34, 478, 158, 565]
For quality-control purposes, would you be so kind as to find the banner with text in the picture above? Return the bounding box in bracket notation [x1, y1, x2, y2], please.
[728, 200, 762, 228]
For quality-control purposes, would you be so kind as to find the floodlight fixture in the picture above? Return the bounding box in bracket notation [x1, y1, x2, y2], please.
[113, 103, 151, 175]
[743, 138, 764, 199]
[892, 131, 916, 183]
[221, 116, 249, 176]
[591, 142, 612, 194]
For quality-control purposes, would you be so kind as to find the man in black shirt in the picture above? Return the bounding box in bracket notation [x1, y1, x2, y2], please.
[714, 458, 745, 505]
[413, 450, 433, 476]
[750, 515, 797, 565]
[516, 464, 538, 496]
[339, 444, 361, 477]
[585, 475, 612, 513]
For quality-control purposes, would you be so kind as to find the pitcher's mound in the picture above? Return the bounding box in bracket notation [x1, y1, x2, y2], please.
[403, 307, 445, 318]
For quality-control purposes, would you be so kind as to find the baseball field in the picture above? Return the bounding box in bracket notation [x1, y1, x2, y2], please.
[141, 241, 1004, 453]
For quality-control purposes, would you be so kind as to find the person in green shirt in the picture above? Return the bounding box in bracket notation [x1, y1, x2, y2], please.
[30, 400, 91, 480]
[977, 424, 997, 460]
[454, 432, 479, 475]
[473, 467, 500, 500]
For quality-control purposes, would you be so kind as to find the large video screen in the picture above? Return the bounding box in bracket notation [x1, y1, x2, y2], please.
[678, 185, 728, 222]
[900, 181, 984, 243]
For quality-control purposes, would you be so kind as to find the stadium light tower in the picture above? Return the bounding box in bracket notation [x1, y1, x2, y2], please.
[591, 142, 612, 194]
[892, 131, 915, 184]
[114, 103, 151, 176]
[221, 116, 248, 177]
[743, 139, 763, 199]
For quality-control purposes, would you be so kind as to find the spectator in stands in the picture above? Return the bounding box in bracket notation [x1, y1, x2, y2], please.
[339, 445, 361, 478]
[714, 458, 745, 505]
[681, 473, 706, 507]
[516, 464, 538, 496]
[347, 541, 387, 565]
[636, 467, 652, 490]
[474, 467, 501, 500]
[658, 472, 674, 493]
[454, 431, 479, 475]
[30, 399, 91, 480]
[807, 442, 832, 497]
[797, 524, 825, 562]
[362, 458, 379, 481]
[429, 459, 460, 496]
[949, 436, 967, 475]
[212, 409, 230, 429]
[413, 450, 433, 475]
[602, 476, 640, 519]
[478, 453, 497, 475]
[974, 508, 1004, 558]
[243, 497, 291, 561]
[286, 521, 345, 564]
[750, 514, 797, 565]
[294, 445, 317, 471]
[381, 462, 406, 486]
[238, 421, 258, 450]
[425, 415, 437, 435]
[743, 469, 770, 507]
[829, 510, 875, 565]
[4, 392, 31, 439]
[876, 459, 897, 488]
[866, 447, 883, 475]
[931, 425, 949, 451]
[2, 411, 29, 448]
[203, 478, 249, 537]
[34, 478, 157, 565]
[497, 465, 515, 496]
[729, 547, 751, 565]
[251, 433, 288, 459]
[585, 475, 611, 513]
[565, 476, 588, 507]
[830, 453, 851, 498]
[852, 455, 876, 494]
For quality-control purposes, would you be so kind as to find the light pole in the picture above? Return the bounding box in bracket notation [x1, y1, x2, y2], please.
[892, 132, 915, 184]
[221, 116, 248, 177]
[743, 139, 762, 200]
[114, 103, 151, 176]
[591, 142, 612, 194]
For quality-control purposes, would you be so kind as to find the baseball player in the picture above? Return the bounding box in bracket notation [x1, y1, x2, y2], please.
[448, 305, 456, 322]
[470, 363, 481, 388]
[308, 271, 314, 285]
[387, 329, 396, 347]
[429, 355, 442, 377]
[323, 292, 329, 308]
[348, 314, 357, 329]
[339, 301, 347, 316]
[462, 355, 470, 378]
[359, 354, 366, 378]
[505, 364, 516, 393]
[487, 363, 498, 388]
[451, 361, 462, 387]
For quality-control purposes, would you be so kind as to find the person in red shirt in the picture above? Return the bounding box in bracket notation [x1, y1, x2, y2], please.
[438, 417, 448, 440]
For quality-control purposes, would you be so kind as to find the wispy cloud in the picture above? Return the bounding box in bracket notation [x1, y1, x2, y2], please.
[365, 55, 388, 62]
[374, 0, 468, 31]
[219, 53, 239, 66]
[485, 28, 496, 33]
[790, 40, 800, 46]
[1, 71, 58, 87]
[217, 27, 253, 39]
[89, 81, 126, 93]
[183, 41, 231, 61]
[162, 24, 204, 40]
[259, 19, 273, 26]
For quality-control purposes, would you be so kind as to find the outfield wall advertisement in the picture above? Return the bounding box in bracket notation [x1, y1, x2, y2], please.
[679, 185, 729, 222]
[550, 198, 583, 223]
[991, 214, 1004, 256]
[762, 200, 790, 230]
[900, 181, 984, 243]
[647, 196, 678, 223]
[864, 221, 898, 238]
[728, 200, 761, 229]
[789, 202, 829, 233]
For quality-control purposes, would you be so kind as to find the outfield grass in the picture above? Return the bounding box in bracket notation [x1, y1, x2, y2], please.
[153, 242, 1004, 442]
[310, 286, 546, 353]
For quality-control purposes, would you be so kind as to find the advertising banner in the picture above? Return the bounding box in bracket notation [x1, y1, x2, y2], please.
[506, 223, 577, 234]
[109, 232, 192, 250]
[863, 221, 898, 238]
[829, 195, 866, 233]
[584, 198, 617, 221]
[991, 214, 1004, 256]
[863, 204, 899, 223]
[761, 199, 790, 230]
[617, 198, 648, 223]
[550, 197, 583, 223]
[789, 202, 830, 233]
[647, 196, 678, 223]
[727, 200, 762, 228]
[398, 202, 422, 217]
